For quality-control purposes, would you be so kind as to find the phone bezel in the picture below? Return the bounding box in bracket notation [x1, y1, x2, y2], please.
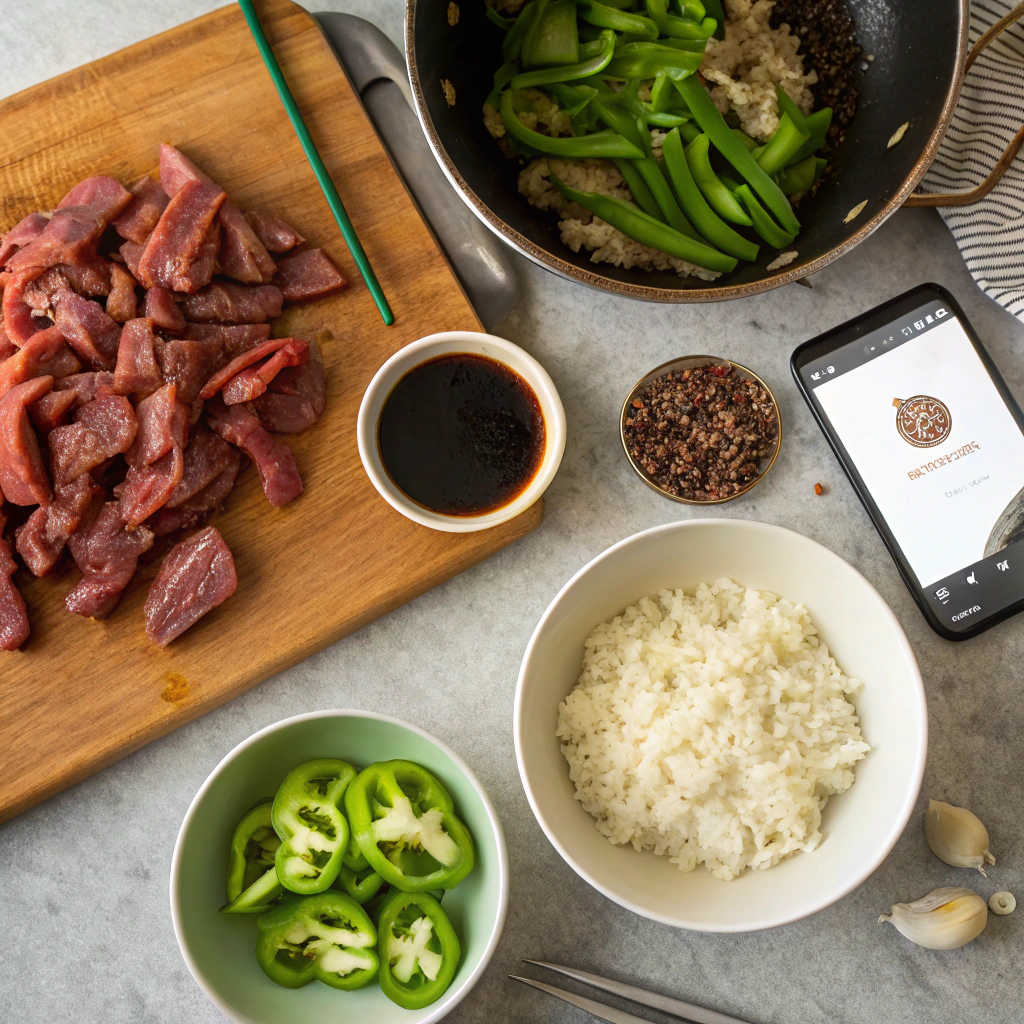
[791, 283, 1024, 641]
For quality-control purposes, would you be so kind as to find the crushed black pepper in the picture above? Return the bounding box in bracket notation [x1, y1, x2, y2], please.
[770, 0, 863, 153]
[624, 363, 779, 501]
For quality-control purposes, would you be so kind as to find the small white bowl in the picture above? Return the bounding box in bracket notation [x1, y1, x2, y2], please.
[515, 519, 928, 933]
[357, 332, 565, 532]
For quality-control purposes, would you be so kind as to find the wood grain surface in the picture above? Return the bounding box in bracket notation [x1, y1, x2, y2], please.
[0, 0, 542, 823]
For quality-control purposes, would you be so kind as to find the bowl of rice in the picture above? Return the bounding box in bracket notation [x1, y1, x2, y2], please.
[514, 519, 927, 931]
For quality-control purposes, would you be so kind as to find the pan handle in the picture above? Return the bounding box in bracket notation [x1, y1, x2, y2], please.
[904, 1, 1024, 207]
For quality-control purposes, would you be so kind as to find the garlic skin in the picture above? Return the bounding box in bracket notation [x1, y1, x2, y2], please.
[879, 887, 988, 949]
[924, 800, 996, 875]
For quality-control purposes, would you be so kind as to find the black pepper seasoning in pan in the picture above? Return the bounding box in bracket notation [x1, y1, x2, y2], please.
[623, 363, 778, 501]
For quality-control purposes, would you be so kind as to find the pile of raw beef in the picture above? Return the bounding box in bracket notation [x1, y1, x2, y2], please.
[0, 144, 346, 651]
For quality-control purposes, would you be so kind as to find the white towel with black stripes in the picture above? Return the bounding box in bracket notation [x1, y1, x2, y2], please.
[920, 1, 1024, 321]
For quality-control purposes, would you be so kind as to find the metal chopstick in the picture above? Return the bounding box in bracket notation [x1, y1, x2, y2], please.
[237, 0, 395, 326]
[522, 960, 753, 1024]
[510, 976, 653, 1024]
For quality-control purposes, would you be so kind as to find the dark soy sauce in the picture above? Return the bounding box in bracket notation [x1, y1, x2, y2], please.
[378, 353, 546, 516]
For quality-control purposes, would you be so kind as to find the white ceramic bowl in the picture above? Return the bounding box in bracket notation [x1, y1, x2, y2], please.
[357, 331, 565, 532]
[171, 710, 509, 1024]
[515, 520, 927, 933]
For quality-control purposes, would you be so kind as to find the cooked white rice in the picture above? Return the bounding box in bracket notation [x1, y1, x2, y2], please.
[557, 580, 869, 880]
[483, 0, 817, 277]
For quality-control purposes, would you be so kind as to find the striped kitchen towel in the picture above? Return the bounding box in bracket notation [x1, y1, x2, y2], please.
[920, 1, 1024, 320]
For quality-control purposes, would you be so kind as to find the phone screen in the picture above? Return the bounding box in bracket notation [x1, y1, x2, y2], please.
[793, 286, 1024, 638]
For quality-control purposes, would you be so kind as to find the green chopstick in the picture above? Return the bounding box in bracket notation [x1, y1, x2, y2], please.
[237, 0, 395, 325]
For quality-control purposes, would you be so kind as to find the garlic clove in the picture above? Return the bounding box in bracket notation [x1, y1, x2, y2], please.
[989, 891, 1015, 916]
[924, 799, 996, 875]
[879, 887, 988, 949]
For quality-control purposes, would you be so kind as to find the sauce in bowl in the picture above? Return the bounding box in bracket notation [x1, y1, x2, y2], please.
[378, 353, 546, 517]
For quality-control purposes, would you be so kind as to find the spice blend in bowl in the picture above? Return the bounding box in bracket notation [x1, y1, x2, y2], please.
[621, 358, 780, 503]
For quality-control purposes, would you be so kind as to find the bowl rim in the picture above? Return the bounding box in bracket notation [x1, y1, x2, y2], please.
[619, 355, 782, 505]
[404, 0, 969, 303]
[170, 708, 511, 1024]
[356, 331, 567, 533]
[513, 518, 928, 932]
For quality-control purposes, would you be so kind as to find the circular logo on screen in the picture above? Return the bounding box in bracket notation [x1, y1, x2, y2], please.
[893, 395, 952, 448]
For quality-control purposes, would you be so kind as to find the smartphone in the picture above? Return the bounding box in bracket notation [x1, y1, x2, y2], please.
[791, 283, 1024, 640]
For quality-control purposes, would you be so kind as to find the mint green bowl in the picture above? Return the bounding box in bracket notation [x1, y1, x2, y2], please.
[170, 710, 509, 1023]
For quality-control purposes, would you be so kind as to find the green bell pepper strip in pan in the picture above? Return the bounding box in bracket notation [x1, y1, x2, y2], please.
[503, 0, 539, 60]
[754, 112, 810, 175]
[604, 81, 690, 128]
[676, 0, 706, 18]
[345, 760, 475, 892]
[731, 127, 759, 152]
[703, 0, 726, 39]
[335, 863, 388, 905]
[776, 154, 817, 195]
[612, 158, 663, 221]
[551, 174, 737, 272]
[684, 133, 752, 226]
[735, 184, 797, 248]
[500, 89, 644, 158]
[522, 0, 579, 67]
[256, 893, 379, 990]
[644, 0, 717, 39]
[511, 28, 614, 88]
[591, 97, 697, 237]
[775, 85, 808, 134]
[487, 61, 519, 110]
[575, 0, 659, 40]
[661, 128, 759, 261]
[674, 74, 800, 234]
[603, 42, 703, 80]
[377, 892, 461, 1010]
[486, 7, 514, 30]
[788, 106, 832, 164]
[272, 758, 357, 895]
[222, 866, 285, 914]
[225, 801, 280, 902]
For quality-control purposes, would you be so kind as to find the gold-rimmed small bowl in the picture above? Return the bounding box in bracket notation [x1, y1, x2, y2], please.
[620, 355, 782, 505]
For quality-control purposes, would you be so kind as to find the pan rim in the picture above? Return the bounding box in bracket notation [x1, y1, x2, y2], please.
[404, 0, 970, 302]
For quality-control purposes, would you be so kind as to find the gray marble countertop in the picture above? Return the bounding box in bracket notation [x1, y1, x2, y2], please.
[1, 3, 1022, 1022]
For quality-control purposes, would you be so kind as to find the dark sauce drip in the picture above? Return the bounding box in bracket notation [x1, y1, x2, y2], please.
[378, 353, 546, 516]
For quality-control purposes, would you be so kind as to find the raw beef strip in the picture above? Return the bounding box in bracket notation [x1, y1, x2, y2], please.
[166, 427, 236, 507]
[5, 176, 131, 276]
[23, 266, 73, 314]
[198, 338, 307, 401]
[0, 323, 16, 362]
[159, 143, 218, 197]
[29, 389, 77, 434]
[119, 241, 145, 280]
[252, 338, 326, 433]
[50, 393, 137, 485]
[0, 327, 79, 400]
[0, 212, 50, 268]
[178, 451, 240, 513]
[206, 397, 302, 507]
[105, 263, 138, 323]
[54, 293, 121, 369]
[144, 526, 237, 646]
[218, 202, 276, 283]
[15, 474, 101, 576]
[221, 342, 307, 405]
[273, 248, 347, 302]
[113, 318, 162, 396]
[181, 281, 282, 324]
[245, 209, 304, 253]
[53, 371, 116, 407]
[144, 287, 185, 332]
[60, 256, 111, 298]
[2, 271, 45, 345]
[137, 179, 226, 292]
[154, 338, 226, 404]
[125, 383, 188, 469]
[112, 175, 169, 244]
[182, 322, 270, 356]
[0, 375, 53, 505]
[171, 219, 219, 294]
[66, 501, 153, 619]
[0, 514, 29, 651]
[117, 444, 184, 528]
[148, 506, 204, 536]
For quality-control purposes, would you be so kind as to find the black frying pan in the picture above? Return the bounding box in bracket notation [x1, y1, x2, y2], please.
[405, 0, 1019, 301]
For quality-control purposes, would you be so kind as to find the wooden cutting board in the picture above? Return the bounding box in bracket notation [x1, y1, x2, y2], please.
[0, 0, 542, 823]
